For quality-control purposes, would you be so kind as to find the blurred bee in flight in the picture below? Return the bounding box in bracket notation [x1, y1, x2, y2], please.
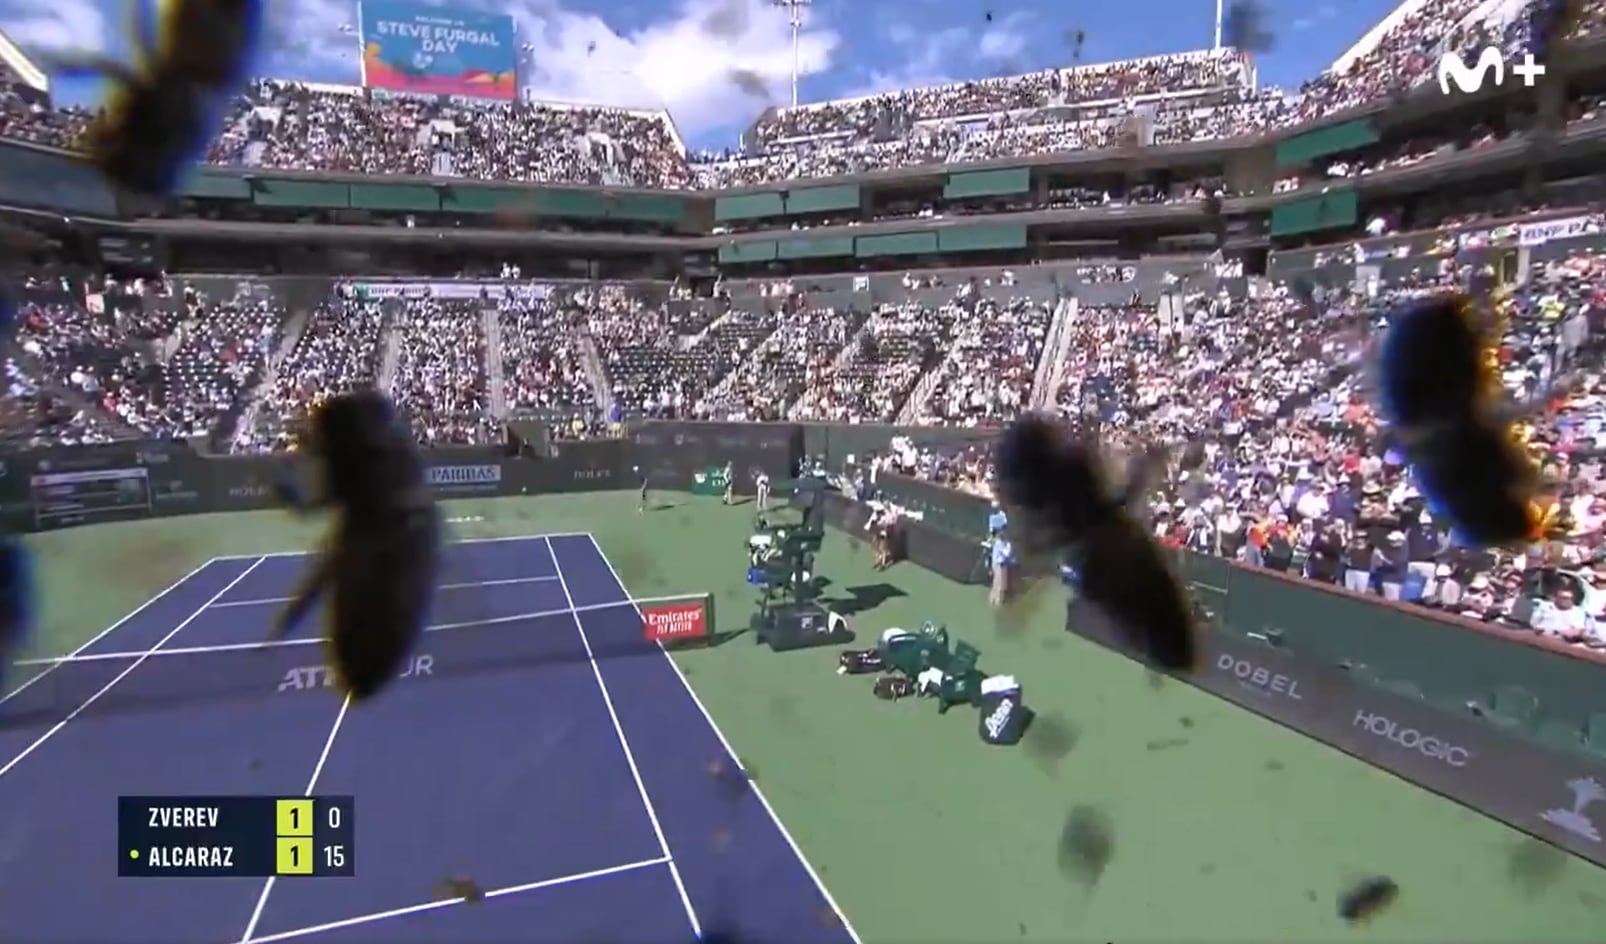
[1375, 293, 1542, 548]
[270, 390, 442, 703]
[0, 289, 36, 684]
[50, 0, 262, 196]
[993, 414, 1200, 673]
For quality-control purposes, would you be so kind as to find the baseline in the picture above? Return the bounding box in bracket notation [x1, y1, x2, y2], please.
[240, 858, 673, 944]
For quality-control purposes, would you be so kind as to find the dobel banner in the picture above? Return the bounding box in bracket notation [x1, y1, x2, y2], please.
[1065, 597, 1606, 867]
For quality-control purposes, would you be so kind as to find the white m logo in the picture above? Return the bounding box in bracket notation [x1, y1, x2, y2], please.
[1438, 48, 1504, 95]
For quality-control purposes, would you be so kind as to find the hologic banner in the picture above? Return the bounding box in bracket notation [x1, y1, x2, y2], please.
[1065, 597, 1606, 867]
[359, 1, 517, 100]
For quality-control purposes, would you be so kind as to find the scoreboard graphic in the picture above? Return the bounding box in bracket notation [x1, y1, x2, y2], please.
[119, 797, 355, 877]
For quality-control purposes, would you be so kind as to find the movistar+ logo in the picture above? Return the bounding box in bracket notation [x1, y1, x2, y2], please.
[1438, 48, 1547, 95]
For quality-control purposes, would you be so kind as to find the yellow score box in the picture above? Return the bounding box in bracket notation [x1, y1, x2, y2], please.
[275, 799, 314, 837]
[275, 838, 313, 875]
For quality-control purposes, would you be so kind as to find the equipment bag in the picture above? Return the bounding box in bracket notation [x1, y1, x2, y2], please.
[978, 675, 1026, 745]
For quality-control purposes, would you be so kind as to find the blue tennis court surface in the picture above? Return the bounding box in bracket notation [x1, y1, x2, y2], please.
[0, 533, 858, 944]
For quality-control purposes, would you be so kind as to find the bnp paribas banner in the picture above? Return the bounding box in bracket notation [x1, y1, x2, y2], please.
[359, 1, 517, 100]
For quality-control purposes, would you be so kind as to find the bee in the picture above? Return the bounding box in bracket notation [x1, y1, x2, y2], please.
[1337, 875, 1399, 924]
[436, 875, 485, 904]
[1376, 294, 1539, 547]
[993, 414, 1200, 673]
[270, 390, 441, 703]
[0, 290, 37, 683]
[54, 0, 262, 196]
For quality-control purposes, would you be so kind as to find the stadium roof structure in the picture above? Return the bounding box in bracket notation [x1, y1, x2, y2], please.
[0, 26, 47, 93]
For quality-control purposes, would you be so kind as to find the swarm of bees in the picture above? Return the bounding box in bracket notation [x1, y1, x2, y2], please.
[1375, 293, 1540, 548]
[59, 0, 263, 196]
[269, 389, 442, 703]
[993, 414, 1201, 673]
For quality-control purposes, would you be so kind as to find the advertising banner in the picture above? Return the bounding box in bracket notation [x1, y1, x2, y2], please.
[1519, 215, 1597, 247]
[359, 1, 517, 100]
[1065, 598, 1606, 868]
[425, 463, 504, 495]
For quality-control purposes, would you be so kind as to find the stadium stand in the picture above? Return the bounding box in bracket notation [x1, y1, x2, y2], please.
[2, 0, 1606, 651]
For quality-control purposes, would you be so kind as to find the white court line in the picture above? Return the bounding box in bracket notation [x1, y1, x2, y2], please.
[544, 536, 702, 939]
[0, 558, 220, 708]
[0, 557, 267, 781]
[209, 575, 563, 609]
[580, 533, 864, 944]
[14, 593, 708, 667]
[210, 531, 595, 563]
[239, 857, 670, 944]
[238, 694, 352, 944]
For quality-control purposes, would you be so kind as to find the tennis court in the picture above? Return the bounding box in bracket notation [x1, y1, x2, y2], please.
[0, 532, 858, 944]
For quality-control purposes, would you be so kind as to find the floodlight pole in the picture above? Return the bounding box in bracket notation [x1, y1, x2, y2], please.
[771, 0, 812, 108]
[1214, 0, 1225, 49]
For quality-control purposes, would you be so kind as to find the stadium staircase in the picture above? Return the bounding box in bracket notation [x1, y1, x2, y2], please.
[231, 305, 310, 446]
[1032, 297, 1079, 411]
[829, 311, 875, 372]
[482, 307, 507, 419]
[377, 320, 403, 391]
[579, 336, 613, 415]
[896, 344, 950, 424]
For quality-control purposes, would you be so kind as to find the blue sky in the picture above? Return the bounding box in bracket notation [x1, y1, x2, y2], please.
[0, 0, 1403, 151]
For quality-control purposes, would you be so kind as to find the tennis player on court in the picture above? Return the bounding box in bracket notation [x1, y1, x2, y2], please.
[756, 470, 771, 511]
[722, 461, 735, 505]
[635, 465, 650, 513]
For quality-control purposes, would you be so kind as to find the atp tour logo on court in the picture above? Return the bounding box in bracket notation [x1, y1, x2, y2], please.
[641, 602, 707, 643]
[277, 656, 435, 692]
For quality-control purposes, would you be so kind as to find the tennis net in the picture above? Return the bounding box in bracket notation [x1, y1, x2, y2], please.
[1, 592, 714, 728]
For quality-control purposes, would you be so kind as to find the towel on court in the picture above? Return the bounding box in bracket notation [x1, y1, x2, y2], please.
[915, 666, 946, 695]
[837, 649, 884, 675]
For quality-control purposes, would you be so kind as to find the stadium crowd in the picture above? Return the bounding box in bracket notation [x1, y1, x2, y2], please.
[872, 249, 1606, 648]
[1, 3, 1605, 650]
[1, 0, 1602, 187]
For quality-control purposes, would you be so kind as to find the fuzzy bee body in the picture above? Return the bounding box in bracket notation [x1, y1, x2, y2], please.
[65, 0, 261, 197]
[274, 390, 441, 704]
[1337, 875, 1398, 923]
[1377, 294, 1539, 547]
[0, 540, 37, 692]
[994, 415, 1200, 673]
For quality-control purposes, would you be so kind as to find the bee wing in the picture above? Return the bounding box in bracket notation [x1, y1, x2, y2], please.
[34, 52, 142, 86]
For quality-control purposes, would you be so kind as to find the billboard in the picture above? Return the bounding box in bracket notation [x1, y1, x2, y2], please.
[359, 1, 517, 100]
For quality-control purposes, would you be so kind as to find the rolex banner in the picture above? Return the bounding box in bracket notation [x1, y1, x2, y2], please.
[691, 466, 730, 496]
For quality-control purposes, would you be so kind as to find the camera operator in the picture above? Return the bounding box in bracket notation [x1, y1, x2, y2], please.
[989, 524, 1016, 608]
[868, 503, 901, 570]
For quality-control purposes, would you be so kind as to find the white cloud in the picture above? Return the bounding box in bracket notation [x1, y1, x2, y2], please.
[844, 23, 968, 98]
[977, 10, 1031, 63]
[245, 0, 838, 140]
[0, 0, 106, 57]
